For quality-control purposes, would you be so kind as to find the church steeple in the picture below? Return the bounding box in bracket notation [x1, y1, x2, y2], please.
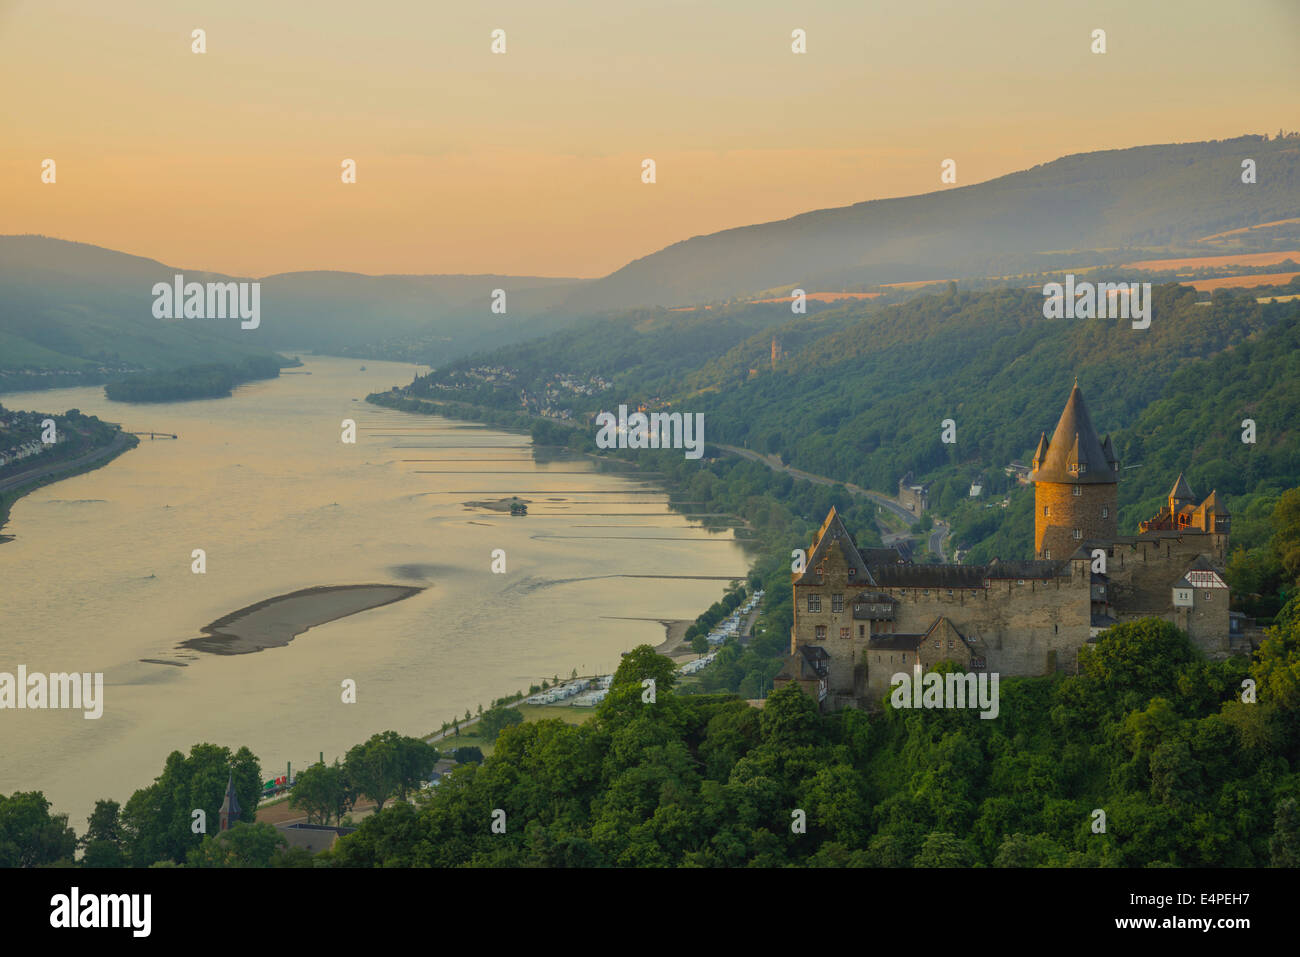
[219, 771, 241, 832]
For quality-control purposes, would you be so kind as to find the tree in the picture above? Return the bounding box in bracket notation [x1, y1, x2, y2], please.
[994, 832, 1066, 867]
[612, 644, 677, 692]
[1270, 798, 1300, 867]
[759, 682, 822, 748]
[691, 633, 709, 655]
[187, 821, 287, 868]
[290, 761, 353, 825]
[1271, 488, 1300, 583]
[119, 743, 261, 866]
[914, 831, 977, 867]
[345, 732, 438, 811]
[479, 706, 524, 741]
[80, 799, 126, 868]
[1252, 593, 1300, 710]
[0, 791, 77, 867]
[453, 746, 484, 765]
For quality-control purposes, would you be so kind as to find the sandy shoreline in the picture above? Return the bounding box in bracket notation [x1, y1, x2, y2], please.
[603, 616, 697, 662]
[175, 584, 424, 656]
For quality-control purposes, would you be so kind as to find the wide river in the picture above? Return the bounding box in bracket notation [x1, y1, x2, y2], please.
[0, 357, 749, 824]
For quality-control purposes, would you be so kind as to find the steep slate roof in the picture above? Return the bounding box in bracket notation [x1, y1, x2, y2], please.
[1101, 434, 1119, 470]
[1030, 383, 1118, 485]
[860, 547, 906, 567]
[986, 558, 1070, 579]
[871, 564, 987, 589]
[793, 506, 875, 585]
[1169, 473, 1195, 502]
[866, 634, 926, 651]
[776, 645, 831, 681]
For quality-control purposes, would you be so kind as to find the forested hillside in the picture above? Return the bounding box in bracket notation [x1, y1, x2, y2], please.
[409, 272, 1300, 567]
[320, 617, 1300, 867]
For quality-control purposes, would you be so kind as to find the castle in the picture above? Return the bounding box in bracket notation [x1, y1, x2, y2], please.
[774, 381, 1242, 711]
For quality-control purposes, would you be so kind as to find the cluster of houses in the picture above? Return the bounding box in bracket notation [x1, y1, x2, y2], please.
[0, 409, 65, 470]
[526, 674, 614, 707]
[705, 589, 764, 646]
[677, 651, 718, 675]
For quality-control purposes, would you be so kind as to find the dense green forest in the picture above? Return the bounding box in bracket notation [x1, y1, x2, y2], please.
[104, 355, 288, 402]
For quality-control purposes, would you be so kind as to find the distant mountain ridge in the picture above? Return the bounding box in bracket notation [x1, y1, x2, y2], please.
[560, 135, 1300, 311]
[4, 134, 1298, 387]
[0, 235, 592, 386]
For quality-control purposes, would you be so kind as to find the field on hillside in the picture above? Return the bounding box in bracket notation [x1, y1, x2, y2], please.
[1124, 250, 1300, 271]
[1198, 217, 1300, 242]
[749, 292, 884, 304]
[1186, 271, 1300, 291]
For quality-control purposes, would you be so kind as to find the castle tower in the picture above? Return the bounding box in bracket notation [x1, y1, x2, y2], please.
[1031, 382, 1119, 560]
[1168, 473, 1195, 518]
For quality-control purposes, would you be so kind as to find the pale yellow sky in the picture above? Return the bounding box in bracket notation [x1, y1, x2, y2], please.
[1, 0, 1296, 278]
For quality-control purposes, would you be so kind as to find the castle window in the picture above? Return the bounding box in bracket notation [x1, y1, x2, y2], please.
[902, 653, 907, 663]
[1073, 528, 1082, 539]
[840, 627, 850, 639]
[1043, 506, 1050, 516]
[948, 640, 954, 649]
[1044, 550, 1051, 559]
[859, 625, 865, 637]
[1204, 592, 1211, 601]
[832, 594, 844, 613]
[1072, 486, 1082, 497]
[947, 589, 953, 596]
[808, 594, 821, 613]
[933, 640, 940, 650]
[848, 567, 856, 579]
[815, 625, 827, 640]
[1102, 507, 1109, 518]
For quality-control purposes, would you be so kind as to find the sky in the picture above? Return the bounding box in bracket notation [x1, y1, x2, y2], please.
[1, 0, 1297, 279]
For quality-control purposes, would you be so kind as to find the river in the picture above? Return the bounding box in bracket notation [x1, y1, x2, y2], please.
[0, 357, 749, 824]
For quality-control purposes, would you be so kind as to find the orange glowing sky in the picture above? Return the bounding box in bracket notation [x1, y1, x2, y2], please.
[2, 0, 1297, 278]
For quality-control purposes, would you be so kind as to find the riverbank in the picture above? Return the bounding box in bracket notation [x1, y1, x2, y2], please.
[0, 430, 139, 543]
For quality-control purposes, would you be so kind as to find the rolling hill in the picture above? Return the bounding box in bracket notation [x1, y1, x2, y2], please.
[559, 135, 1300, 312]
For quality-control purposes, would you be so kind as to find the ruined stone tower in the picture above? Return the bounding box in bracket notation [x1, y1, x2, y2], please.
[1031, 382, 1119, 560]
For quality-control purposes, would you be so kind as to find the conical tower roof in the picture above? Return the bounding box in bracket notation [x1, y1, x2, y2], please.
[1030, 383, 1117, 485]
[1031, 433, 1049, 470]
[1168, 473, 1195, 502]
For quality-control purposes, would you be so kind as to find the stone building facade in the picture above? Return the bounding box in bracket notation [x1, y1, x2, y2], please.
[775, 381, 1237, 711]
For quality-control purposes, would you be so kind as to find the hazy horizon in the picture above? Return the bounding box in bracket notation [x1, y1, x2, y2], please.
[3, 0, 1297, 278]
